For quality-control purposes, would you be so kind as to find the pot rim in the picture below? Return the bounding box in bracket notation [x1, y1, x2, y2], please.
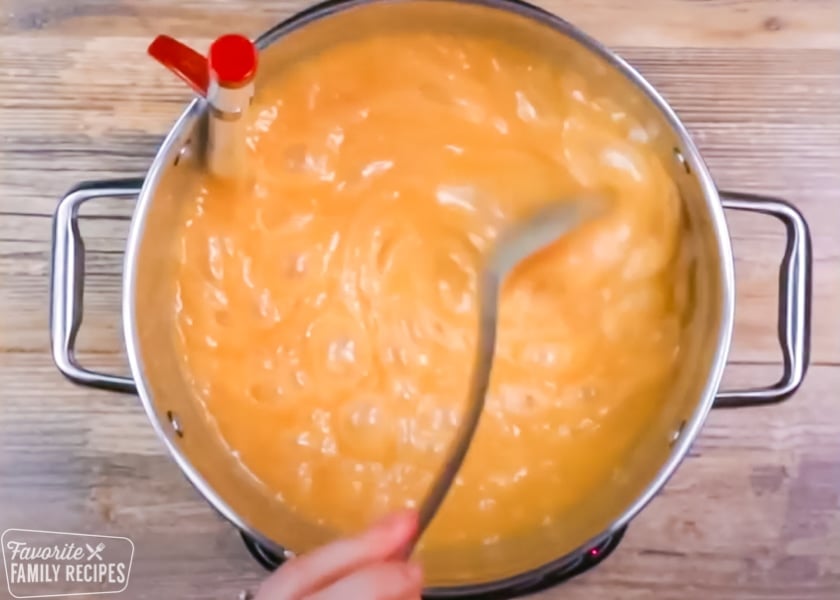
[122, 0, 735, 592]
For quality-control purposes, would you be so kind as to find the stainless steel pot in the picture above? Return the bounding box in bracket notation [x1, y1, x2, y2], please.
[49, 0, 813, 595]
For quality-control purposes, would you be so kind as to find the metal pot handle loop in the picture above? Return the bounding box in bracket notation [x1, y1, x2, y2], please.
[715, 191, 812, 408]
[50, 178, 144, 394]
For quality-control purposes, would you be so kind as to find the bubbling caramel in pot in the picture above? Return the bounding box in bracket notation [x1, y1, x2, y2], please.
[173, 32, 686, 549]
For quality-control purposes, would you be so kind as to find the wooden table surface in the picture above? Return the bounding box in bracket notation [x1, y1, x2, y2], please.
[1, 0, 839, 598]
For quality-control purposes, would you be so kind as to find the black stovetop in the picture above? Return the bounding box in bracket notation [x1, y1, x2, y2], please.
[241, 526, 625, 599]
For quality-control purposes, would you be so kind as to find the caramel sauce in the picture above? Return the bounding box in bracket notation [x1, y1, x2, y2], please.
[173, 32, 685, 549]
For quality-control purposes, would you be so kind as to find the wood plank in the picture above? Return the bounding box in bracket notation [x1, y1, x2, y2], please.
[1, 0, 838, 48]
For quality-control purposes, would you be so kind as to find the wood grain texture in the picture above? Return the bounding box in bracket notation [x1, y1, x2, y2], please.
[1, 0, 839, 598]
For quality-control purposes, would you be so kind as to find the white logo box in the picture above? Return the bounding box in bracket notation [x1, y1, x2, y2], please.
[2, 529, 134, 599]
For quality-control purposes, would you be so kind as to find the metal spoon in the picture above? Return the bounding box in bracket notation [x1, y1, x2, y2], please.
[407, 198, 602, 552]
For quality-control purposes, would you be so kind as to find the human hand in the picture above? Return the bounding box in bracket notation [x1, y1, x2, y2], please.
[253, 510, 423, 600]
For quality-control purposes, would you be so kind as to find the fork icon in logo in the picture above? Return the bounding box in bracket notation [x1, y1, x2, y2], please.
[86, 542, 106, 561]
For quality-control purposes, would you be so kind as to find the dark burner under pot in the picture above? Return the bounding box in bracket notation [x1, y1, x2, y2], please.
[241, 526, 626, 599]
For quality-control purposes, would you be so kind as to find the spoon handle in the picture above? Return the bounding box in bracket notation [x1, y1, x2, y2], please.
[408, 269, 501, 551]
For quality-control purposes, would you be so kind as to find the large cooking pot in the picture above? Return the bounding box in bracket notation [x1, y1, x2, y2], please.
[49, 0, 813, 595]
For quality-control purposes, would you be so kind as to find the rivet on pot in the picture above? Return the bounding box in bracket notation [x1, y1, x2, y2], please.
[167, 410, 184, 437]
[670, 420, 686, 446]
[282, 549, 296, 560]
[173, 139, 192, 167]
[673, 148, 691, 175]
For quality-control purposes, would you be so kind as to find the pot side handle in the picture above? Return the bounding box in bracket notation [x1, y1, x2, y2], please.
[50, 178, 144, 394]
[714, 191, 813, 408]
